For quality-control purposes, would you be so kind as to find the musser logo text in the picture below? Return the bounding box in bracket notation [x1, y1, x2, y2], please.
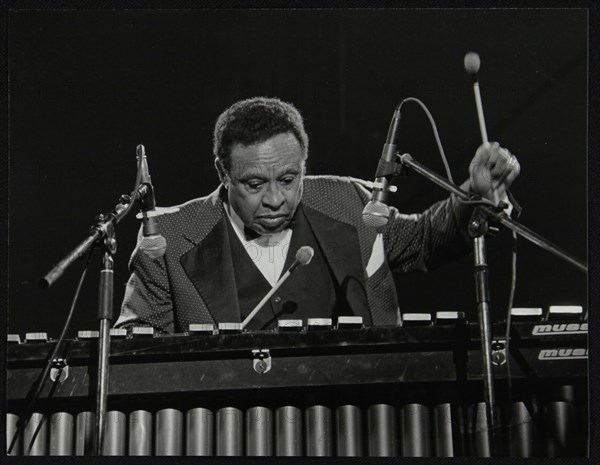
[538, 348, 588, 360]
[531, 323, 587, 336]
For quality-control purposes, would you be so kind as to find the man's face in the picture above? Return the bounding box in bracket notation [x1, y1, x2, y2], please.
[223, 132, 305, 235]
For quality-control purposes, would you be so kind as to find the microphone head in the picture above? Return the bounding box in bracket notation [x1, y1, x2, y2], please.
[295, 246, 314, 266]
[139, 234, 167, 259]
[464, 52, 481, 75]
[362, 200, 390, 228]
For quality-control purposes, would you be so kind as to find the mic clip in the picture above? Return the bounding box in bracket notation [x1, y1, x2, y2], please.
[137, 183, 156, 212]
[374, 156, 407, 180]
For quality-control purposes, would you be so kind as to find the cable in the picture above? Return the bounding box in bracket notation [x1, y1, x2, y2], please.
[8, 246, 93, 454]
[398, 97, 454, 184]
[22, 373, 62, 455]
[504, 230, 518, 426]
[396, 97, 513, 213]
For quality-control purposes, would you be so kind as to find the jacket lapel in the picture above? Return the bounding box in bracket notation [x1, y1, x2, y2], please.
[179, 187, 241, 323]
[301, 205, 371, 323]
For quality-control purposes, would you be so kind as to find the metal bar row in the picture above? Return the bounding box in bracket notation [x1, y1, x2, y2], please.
[6, 400, 581, 456]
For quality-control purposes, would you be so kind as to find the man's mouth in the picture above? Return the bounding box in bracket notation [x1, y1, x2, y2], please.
[257, 215, 287, 228]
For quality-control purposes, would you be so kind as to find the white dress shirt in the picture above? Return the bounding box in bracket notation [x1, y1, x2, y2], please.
[224, 204, 293, 287]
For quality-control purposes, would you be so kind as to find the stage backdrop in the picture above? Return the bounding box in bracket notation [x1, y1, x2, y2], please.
[9, 9, 587, 338]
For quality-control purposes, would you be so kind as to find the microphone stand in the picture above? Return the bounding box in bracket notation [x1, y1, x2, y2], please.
[392, 152, 587, 455]
[40, 194, 133, 456]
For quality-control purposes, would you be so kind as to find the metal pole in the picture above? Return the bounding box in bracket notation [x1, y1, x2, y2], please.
[94, 251, 114, 455]
[472, 235, 496, 450]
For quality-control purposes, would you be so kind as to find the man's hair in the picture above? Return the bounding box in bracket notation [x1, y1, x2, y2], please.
[213, 97, 309, 170]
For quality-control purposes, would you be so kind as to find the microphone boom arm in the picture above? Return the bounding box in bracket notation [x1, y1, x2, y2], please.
[397, 153, 587, 274]
[39, 194, 133, 289]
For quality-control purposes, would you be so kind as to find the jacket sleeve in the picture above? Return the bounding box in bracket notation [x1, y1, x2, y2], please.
[382, 194, 473, 273]
[113, 226, 175, 334]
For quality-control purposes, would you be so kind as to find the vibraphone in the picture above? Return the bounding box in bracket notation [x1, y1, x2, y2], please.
[6, 308, 588, 457]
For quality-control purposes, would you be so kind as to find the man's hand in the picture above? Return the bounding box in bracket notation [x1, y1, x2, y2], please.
[469, 142, 520, 202]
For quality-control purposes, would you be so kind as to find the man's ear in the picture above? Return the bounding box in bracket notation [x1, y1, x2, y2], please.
[215, 158, 228, 186]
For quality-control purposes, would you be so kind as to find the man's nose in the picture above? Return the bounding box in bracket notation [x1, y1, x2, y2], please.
[262, 182, 285, 209]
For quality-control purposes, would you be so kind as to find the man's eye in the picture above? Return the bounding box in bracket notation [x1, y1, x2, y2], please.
[280, 177, 296, 185]
[246, 181, 263, 190]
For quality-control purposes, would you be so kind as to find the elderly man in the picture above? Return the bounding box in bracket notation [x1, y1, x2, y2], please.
[115, 97, 519, 333]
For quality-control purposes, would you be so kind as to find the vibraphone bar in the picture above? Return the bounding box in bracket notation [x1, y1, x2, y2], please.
[7, 310, 587, 457]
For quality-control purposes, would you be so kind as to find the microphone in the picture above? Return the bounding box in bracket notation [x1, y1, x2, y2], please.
[240, 246, 314, 329]
[136, 144, 167, 259]
[362, 106, 402, 228]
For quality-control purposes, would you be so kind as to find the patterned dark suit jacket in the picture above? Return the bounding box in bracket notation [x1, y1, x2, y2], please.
[116, 175, 472, 333]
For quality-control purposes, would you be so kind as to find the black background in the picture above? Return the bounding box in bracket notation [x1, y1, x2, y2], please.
[8, 9, 587, 338]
